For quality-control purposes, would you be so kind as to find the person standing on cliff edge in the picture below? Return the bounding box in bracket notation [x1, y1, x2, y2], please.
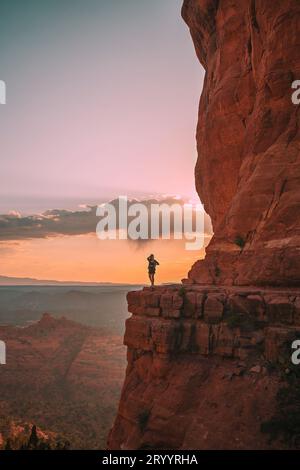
[147, 254, 159, 287]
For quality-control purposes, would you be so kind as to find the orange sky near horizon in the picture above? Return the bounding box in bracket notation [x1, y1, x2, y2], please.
[0, 233, 209, 284]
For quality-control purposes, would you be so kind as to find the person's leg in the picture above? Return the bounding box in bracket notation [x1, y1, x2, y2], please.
[148, 272, 152, 284]
[150, 273, 154, 286]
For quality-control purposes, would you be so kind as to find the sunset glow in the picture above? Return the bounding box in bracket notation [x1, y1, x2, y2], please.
[0, 233, 208, 284]
[0, 0, 205, 283]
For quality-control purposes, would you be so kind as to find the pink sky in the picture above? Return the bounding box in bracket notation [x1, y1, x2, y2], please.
[0, 0, 206, 283]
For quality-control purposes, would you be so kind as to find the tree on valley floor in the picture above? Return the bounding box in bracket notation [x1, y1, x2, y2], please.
[4, 438, 12, 450]
[2, 423, 72, 450]
[27, 425, 39, 449]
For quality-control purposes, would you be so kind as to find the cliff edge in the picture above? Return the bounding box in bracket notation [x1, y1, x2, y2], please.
[107, 285, 300, 449]
[107, 0, 300, 449]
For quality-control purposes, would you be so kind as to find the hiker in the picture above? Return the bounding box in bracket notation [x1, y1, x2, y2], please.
[147, 254, 159, 287]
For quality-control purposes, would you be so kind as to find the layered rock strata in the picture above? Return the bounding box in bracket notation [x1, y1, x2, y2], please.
[107, 285, 300, 449]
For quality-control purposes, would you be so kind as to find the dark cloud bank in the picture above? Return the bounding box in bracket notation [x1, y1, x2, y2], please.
[0, 198, 213, 241]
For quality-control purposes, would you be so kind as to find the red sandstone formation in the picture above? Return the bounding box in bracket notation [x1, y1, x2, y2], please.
[108, 0, 300, 450]
[182, 0, 300, 286]
[107, 285, 300, 449]
[0, 314, 126, 449]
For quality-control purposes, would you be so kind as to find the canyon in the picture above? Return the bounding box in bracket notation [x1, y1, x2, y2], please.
[0, 314, 126, 449]
[107, 0, 300, 450]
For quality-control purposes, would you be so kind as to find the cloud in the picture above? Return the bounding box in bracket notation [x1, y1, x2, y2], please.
[0, 197, 213, 241]
[0, 241, 20, 255]
[0, 207, 97, 240]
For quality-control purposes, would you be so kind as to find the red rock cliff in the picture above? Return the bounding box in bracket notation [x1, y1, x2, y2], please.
[107, 1, 300, 450]
[107, 285, 300, 449]
[183, 0, 300, 286]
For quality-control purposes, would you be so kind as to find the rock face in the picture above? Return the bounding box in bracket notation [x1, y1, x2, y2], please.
[107, 286, 300, 449]
[108, 0, 300, 450]
[182, 0, 300, 286]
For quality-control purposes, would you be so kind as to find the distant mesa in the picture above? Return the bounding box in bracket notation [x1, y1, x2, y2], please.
[0, 275, 135, 287]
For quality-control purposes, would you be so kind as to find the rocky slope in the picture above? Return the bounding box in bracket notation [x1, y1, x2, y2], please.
[0, 314, 126, 449]
[108, 0, 300, 450]
[182, 0, 300, 286]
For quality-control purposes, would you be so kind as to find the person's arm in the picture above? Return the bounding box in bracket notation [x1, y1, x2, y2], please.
[155, 260, 159, 265]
